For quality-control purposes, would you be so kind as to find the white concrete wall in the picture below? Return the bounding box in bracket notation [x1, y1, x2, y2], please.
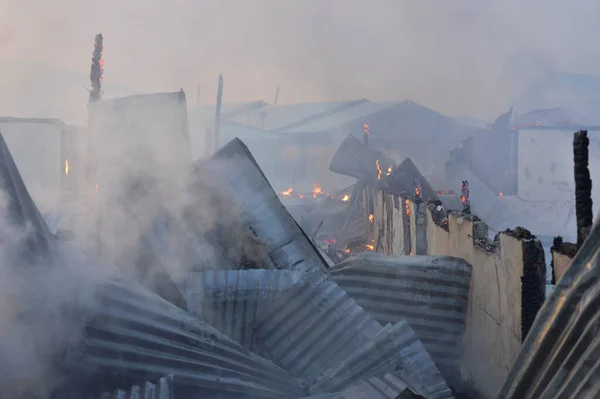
[0, 120, 63, 212]
[552, 252, 573, 283]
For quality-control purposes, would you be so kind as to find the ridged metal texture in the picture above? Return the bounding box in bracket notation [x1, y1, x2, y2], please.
[98, 374, 174, 399]
[329, 253, 471, 388]
[185, 269, 304, 354]
[298, 373, 414, 398]
[250, 271, 452, 398]
[209, 138, 329, 274]
[310, 320, 453, 398]
[498, 218, 600, 399]
[67, 277, 306, 398]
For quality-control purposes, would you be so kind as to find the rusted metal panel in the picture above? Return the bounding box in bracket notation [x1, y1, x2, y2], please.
[186, 269, 304, 354]
[330, 253, 471, 389]
[65, 277, 306, 399]
[498, 218, 600, 399]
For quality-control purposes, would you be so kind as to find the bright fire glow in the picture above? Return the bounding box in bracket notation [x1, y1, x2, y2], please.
[312, 183, 323, 198]
[369, 214, 374, 223]
[341, 194, 350, 201]
[345, 248, 350, 253]
[387, 165, 392, 176]
[365, 244, 374, 251]
[410, 251, 413, 256]
[405, 199, 410, 216]
[281, 188, 293, 196]
[375, 160, 382, 180]
[65, 160, 69, 176]
[498, 192, 503, 197]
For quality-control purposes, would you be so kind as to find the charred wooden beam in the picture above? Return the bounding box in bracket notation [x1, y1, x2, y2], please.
[573, 130, 593, 248]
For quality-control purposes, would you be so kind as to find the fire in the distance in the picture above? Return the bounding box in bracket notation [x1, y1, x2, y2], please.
[65, 159, 69, 176]
[375, 160, 382, 180]
[279, 184, 350, 202]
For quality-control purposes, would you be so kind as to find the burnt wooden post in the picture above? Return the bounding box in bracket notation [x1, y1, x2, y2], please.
[574, 130, 593, 248]
[214, 74, 223, 152]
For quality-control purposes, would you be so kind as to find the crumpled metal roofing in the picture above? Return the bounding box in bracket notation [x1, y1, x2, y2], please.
[297, 373, 417, 398]
[98, 374, 174, 399]
[497, 217, 600, 399]
[65, 276, 306, 398]
[250, 270, 453, 398]
[0, 131, 54, 256]
[329, 253, 471, 388]
[209, 138, 329, 274]
[186, 269, 304, 354]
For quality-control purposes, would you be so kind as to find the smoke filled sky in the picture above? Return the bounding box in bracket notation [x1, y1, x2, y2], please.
[1, 0, 599, 122]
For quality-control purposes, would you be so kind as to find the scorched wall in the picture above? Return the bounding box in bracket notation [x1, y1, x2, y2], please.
[366, 188, 546, 399]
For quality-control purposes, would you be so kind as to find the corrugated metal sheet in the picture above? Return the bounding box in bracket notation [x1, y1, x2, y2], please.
[186, 269, 304, 354]
[498, 218, 600, 399]
[209, 139, 329, 274]
[310, 320, 453, 399]
[98, 374, 175, 399]
[329, 253, 471, 388]
[300, 373, 417, 399]
[66, 277, 306, 399]
[250, 271, 452, 398]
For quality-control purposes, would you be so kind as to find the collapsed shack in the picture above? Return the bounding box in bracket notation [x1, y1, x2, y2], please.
[328, 134, 441, 256]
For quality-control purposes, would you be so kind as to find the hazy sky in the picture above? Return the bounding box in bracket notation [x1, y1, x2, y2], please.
[1, 0, 599, 121]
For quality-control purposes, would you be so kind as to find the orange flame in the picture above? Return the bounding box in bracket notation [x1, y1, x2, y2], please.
[365, 244, 374, 251]
[415, 187, 420, 198]
[387, 165, 392, 176]
[498, 192, 503, 197]
[281, 188, 293, 196]
[65, 159, 69, 176]
[364, 123, 370, 135]
[312, 183, 323, 198]
[405, 199, 410, 216]
[345, 248, 350, 253]
[341, 194, 350, 201]
[375, 160, 382, 180]
[410, 251, 413, 256]
[369, 214, 374, 223]
[461, 195, 467, 204]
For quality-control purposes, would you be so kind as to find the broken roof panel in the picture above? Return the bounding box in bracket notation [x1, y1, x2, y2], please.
[498, 217, 600, 398]
[66, 277, 306, 398]
[185, 269, 305, 354]
[250, 271, 452, 398]
[210, 138, 329, 273]
[329, 253, 472, 388]
[0, 131, 53, 257]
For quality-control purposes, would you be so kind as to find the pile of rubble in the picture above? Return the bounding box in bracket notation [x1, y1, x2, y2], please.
[0, 125, 470, 398]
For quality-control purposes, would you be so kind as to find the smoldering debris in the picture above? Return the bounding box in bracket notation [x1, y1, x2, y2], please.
[0, 115, 463, 398]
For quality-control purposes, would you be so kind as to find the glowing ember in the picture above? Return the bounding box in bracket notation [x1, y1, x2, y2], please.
[369, 214, 374, 223]
[312, 183, 323, 198]
[460, 180, 470, 208]
[405, 199, 410, 216]
[298, 194, 304, 199]
[387, 165, 392, 176]
[498, 192, 503, 197]
[65, 159, 69, 176]
[365, 244, 374, 251]
[324, 238, 337, 245]
[345, 248, 350, 253]
[281, 188, 293, 196]
[364, 123, 370, 135]
[341, 194, 350, 201]
[375, 160, 382, 180]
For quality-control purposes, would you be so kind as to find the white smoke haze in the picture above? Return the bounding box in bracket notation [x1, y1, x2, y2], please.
[1, 0, 600, 123]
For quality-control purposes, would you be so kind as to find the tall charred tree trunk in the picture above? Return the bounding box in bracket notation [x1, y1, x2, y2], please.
[574, 131, 593, 248]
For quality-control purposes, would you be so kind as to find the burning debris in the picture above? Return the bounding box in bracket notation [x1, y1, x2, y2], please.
[89, 33, 104, 103]
[460, 180, 470, 213]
